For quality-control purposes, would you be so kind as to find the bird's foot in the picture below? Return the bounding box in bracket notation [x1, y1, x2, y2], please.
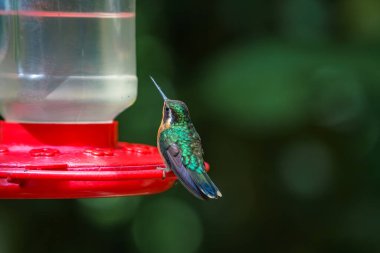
[156, 167, 170, 179]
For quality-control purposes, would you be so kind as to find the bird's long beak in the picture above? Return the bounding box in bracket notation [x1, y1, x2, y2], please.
[150, 76, 168, 101]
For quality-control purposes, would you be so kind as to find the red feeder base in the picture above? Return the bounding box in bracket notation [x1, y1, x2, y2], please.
[0, 121, 178, 199]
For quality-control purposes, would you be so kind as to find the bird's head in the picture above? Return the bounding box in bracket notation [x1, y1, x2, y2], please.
[150, 76, 191, 127]
[162, 99, 191, 127]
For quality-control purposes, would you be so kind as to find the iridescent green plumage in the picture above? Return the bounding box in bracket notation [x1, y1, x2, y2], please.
[151, 77, 222, 200]
[160, 123, 204, 174]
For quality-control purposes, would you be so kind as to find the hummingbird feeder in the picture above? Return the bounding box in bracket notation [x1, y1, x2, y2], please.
[0, 0, 183, 199]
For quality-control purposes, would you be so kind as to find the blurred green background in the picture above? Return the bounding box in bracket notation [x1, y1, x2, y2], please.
[2, 0, 380, 252]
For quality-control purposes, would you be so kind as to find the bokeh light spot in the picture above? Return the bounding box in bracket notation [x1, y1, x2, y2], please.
[132, 197, 203, 253]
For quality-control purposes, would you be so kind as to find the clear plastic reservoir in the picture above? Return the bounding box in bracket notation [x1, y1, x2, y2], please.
[0, 0, 137, 122]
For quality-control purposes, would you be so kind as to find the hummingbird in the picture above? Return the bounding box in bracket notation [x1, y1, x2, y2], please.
[151, 76, 222, 200]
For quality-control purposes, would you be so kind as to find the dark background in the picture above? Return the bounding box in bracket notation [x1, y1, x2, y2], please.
[2, 0, 380, 252]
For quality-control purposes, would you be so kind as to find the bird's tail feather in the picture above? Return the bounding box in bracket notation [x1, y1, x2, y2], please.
[189, 170, 222, 199]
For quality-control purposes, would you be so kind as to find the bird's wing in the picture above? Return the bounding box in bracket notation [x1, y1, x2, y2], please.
[186, 130, 222, 198]
[162, 143, 207, 200]
[163, 142, 221, 199]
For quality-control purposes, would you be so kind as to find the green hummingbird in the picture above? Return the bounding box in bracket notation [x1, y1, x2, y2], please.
[151, 76, 222, 200]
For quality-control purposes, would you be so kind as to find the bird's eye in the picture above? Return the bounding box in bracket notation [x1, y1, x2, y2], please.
[165, 107, 170, 112]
